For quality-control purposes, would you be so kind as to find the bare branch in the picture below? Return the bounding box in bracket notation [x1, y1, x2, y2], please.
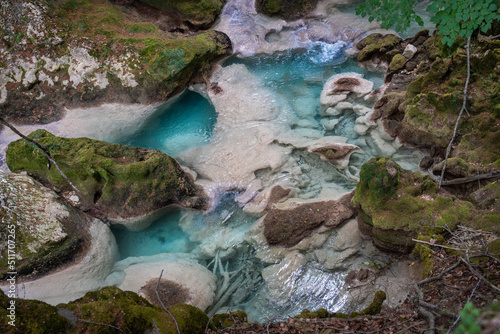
[417, 260, 461, 286]
[0, 116, 80, 193]
[418, 300, 459, 319]
[439, 171, 500, 186]
[412, 239, 467, 251]
[155, 269, 180, 334]
[460, 257, 500, 293]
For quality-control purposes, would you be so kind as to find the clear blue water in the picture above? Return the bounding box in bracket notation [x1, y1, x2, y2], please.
[111, 42, 391, 322]
[111, 211, 195, 259]
[117, 90, 217, 157]
[226, 41, 383, 119]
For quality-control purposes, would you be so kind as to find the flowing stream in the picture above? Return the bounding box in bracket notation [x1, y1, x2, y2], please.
[0, 0, 434, 323]
[110, 42, 425, 322]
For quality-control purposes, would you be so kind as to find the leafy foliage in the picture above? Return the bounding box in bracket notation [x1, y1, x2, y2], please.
[356, 0, 500, 46]
[454, 302, 482, 334]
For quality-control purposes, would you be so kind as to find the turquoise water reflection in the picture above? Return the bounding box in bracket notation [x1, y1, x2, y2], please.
[117, 90, 217, 157]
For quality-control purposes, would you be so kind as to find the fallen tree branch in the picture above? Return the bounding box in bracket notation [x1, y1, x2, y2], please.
[417, 260, 461, 286]
[418, 300, 459, 319]
[439, 36, 471, 189]
[439, 171, 500, 186]
[155, 269, 180, 334]
[413, 283, 435, 334]
[0, 116, 80, 193]
[412, 239, 466, 251]
[460, 257, 500, 293]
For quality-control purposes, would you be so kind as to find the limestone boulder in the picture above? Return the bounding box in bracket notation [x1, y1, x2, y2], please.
[0, 0, 231, 124]
[263, 192, 355, 247]
[320, 73, 374, 111]
[6, 130, 206, 222]
[0, 171, 97, 279]
[116, 256, 217, 311]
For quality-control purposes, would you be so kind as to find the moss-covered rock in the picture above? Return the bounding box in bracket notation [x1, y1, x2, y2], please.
[0, 171, 93, 279]
[0, 286, 210, 333]
[352, 158, 478, 253]
[356, 33, 403, 63]
[398, 37, 500, 175]
[0, 290, 72, 333]
[138, 0, 223, 28]
[255, 0, 318, 20]
[62, 287, 209, 333]
[6, 129, 206, 220]
[0, 0, 231, 124]
[211, 310, 248, 329]
[388, 53, 407, 72]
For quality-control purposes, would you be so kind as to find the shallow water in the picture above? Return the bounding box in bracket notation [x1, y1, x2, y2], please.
[111, 42, 423, 322]
[117, 90, 217, 157]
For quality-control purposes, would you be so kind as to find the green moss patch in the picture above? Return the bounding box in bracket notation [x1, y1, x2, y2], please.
[353, 158, 478, 253]
[6, 129, 205, 219]
[0, 291, 72, 333]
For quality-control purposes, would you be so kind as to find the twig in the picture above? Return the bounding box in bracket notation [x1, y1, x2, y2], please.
[77, 318, 123, 332]
[417, 260, 461, 285]
[412, 239, 466, 251]
[446, 279, 481, 334]
[0, 116, 80, 193]
[439, 36, 471, 189]
[460, 257, 500, 292]
[155, 270, 180, 334]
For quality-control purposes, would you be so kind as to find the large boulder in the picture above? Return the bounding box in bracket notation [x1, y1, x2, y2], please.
[0, 171, 96, 279]
[351, 157, 496, 253]
[0, 0, 231, 124]
[6, 130, 206, 220]
[138, 0, 224, 29]
[263, 192, 355, 247]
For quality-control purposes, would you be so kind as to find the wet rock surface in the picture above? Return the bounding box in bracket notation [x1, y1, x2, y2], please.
[263, 192, 354, 247]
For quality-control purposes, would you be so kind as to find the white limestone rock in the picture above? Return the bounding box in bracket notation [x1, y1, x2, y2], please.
[115, 255, 217, 312]
[403, 44, 418, 59]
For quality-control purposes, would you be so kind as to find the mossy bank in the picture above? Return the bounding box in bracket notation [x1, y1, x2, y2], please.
[0, 0, 231, 124]
[352, 158, 500, 253]
[0, 286, 209, 333]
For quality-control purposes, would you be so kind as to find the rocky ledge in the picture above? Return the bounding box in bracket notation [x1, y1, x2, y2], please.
[0, 0, 231, 124]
